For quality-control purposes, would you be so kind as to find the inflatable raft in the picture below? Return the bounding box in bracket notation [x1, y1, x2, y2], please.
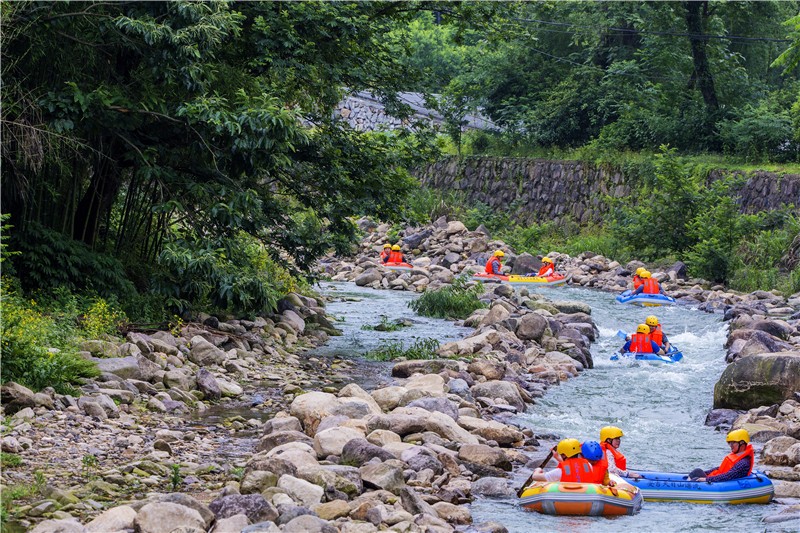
[615, 291, 676, 307]
[508, 273, 566, 286]
[518, 479, 643, 516]
[383, 262, 413, 271]
[472, 272, 566, 286]
[627, 470, 773, 504]
[611, 346, 683, 363]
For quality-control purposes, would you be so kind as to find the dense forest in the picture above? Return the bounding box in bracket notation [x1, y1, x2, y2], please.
[1, 2, 799, 390]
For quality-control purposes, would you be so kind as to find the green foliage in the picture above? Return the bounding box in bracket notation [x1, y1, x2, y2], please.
[170, 464, 183, 492]
[81, 454, 99, 479]
[718, 96, 800, 163]
[410, 276, 486, 319]
[365, 337, 440, 362]
[9, 223, 135, 298]
[772, 14, 800, 74]
[609, 147, 702, 260]
[0, 453, 22, 468]
[0, 283, 99, 393]
[361, 316, 409, 332]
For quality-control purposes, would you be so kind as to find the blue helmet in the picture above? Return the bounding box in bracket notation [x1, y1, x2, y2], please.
[581, 440, 604, 461]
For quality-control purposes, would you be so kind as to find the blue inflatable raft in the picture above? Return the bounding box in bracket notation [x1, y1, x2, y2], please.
[615, 290, 676, 307]
[625, 470, 774, 504]
[611, 346, 683, 363]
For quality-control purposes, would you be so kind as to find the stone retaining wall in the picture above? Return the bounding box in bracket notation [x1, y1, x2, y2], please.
[415, 157, 800, 224]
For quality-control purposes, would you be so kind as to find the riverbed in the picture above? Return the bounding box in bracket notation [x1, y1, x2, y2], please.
[314, 282, 790, 532]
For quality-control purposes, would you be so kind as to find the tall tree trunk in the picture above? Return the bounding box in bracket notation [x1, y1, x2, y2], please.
[684, 1, 719, 112]
[73, 139, 123, 247]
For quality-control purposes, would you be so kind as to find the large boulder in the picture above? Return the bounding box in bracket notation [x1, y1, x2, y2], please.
[1, 382, 37, 414]
[714, 352, 800, 409]
[515, 313, 547, 342]
[510, 253, 539, 275]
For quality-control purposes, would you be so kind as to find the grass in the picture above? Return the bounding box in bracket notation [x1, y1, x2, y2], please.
[365, 337, 440, 361]
[360, 316, 409, 332]
[0, 453, 22, 468]
[410, 276, 486, 319]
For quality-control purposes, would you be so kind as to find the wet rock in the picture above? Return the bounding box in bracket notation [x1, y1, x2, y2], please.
[761, 436, 800, 466]
[458, 444, 512, 470]
[714, 352, 800, 409]
[355, 269, 382, 286]
[469, 381, 525, 412]
[391, 360, 461, 379]
[470, 477, 514, 497]
[704, 408, 742, 428]
[195, 368, 222, 400]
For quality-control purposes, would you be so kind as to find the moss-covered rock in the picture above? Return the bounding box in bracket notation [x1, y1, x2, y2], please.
[714, 352, 800, 409]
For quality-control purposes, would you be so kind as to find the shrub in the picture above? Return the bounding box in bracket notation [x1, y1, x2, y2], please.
[718, 100, 799, 163]
[410, 276, 485, 319]
[0, 286, 99, 393]
[365, 337, 440, 361]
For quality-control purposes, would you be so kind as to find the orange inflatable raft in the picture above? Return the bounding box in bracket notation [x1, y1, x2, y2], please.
[519, 478, 643, 517]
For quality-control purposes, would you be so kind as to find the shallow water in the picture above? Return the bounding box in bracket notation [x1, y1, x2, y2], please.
[470, 285, 794, 532]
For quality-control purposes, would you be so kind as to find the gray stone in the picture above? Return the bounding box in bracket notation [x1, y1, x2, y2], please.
[196, 368, 222, 400]
[209, 494, 279, 523]
[714, 352, 800, 409]
[340, 438, 396, 467]
[134, 502, 205, 533]
[471, 477, 514, 497]
[29, 519, 88, 533]
[86, 505, 136, 532]
[1, 382, 36, 414]
[188, 335, 226, 366]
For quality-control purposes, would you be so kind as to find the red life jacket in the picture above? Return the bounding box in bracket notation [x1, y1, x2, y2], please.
[709, 444, 754, 477]
[380, 250, 390, 261]
[586, 458, 609, 484]
[601, 442, 628, 471]
[538, 264, 554, 277]
[629, 333, 654, 353]
[633, 275, 643, 289]
[558, 457, 594, 483]
[643, 278, 660, 294]
[388, 251, 404, 263]
[485, 256, 501, 274]
[649, 325, 664, 347]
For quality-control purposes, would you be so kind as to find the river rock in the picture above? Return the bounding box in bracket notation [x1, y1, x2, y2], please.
[762, 436, 800, 466]
[30, 520, 87, 533]
[1, 382, 37, 414]
[290, 392, 341, 434]
[213, 514, 251, 533]
[714, 352, 800, 409]
[85, 505, 136, 532]
[406, 397, 459, 420]
[195, 368, 222, 400]
[188, 335, 226, 366]
[515, 313, 547, 342]
[458, 444, 512, 470]
[278, 474, 325, 507]
[391, 359, 461, 378]
[359, 462, 405, 493]
[550, 300, 591, 315]
[209, 494, 279, 523]
[313, 426, 365, 458]
[456, 416, 525, 445]
[134, 502, 205, 533]
[340, 438, 395, 466]
[257, 431, 314, 452]
[469, 381, 525, 412]
[470, 477, 514, 497]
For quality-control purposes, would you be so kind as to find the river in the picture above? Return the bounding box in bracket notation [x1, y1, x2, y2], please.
[316, 282, 790, 532]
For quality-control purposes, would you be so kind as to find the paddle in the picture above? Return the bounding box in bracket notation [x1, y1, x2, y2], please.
[615, 330, 628, 340]
[516, 449, 555, 497]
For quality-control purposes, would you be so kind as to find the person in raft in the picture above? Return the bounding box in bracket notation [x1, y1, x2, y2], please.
[633, 267, 646, 290]
[645, 315, 671, 352]
[631, 270, 666, 296]
[536, 256, 555, 277]
[689, 429, 754, 482]
[618, 324, 665, 356]
[600, 426, 641, 479]
[581, 440, 615, 485]
[385, 244, 404, 263]
[380, 243, 391, 262]
[485, 250, 504, 274]
[530, 438, 594, 483]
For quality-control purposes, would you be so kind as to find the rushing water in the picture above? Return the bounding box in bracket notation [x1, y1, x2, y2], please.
[470, 284, 793, 532]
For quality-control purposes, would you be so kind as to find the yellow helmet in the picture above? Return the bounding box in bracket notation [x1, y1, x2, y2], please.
[383, 243, 392, 248]
[542, 257, 553, 264]
[645, 315, 659, 327]
[636, 324, 650, 334]
[640, 270, 651, 279]
[726, 429, 750, 444]
[600, 426, 624, 442]
[494, 250, 505, 257]
[391, 244, 401, 251]
[635, 267, 645, 276]
[556, 438, 582, 458]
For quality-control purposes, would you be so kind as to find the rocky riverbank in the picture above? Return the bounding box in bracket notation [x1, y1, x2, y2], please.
[1, 260, 603, 532]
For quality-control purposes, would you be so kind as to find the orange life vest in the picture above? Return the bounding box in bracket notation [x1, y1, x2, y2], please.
[538, 264, 554, 277]
[380, 250, 390, 261]
[388, 251, 404, 263]
[633, 275, 643, 289]
[485, 256, 501, 274]
[601, 442, 628, 471]
[629, 333, 654, 353]
[709, 444, 754, 478]
[649, 325, 664, 347]
[643, 278, 660, 294]
[586, 457, 609, 484]
[558, 457, 594, 483]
